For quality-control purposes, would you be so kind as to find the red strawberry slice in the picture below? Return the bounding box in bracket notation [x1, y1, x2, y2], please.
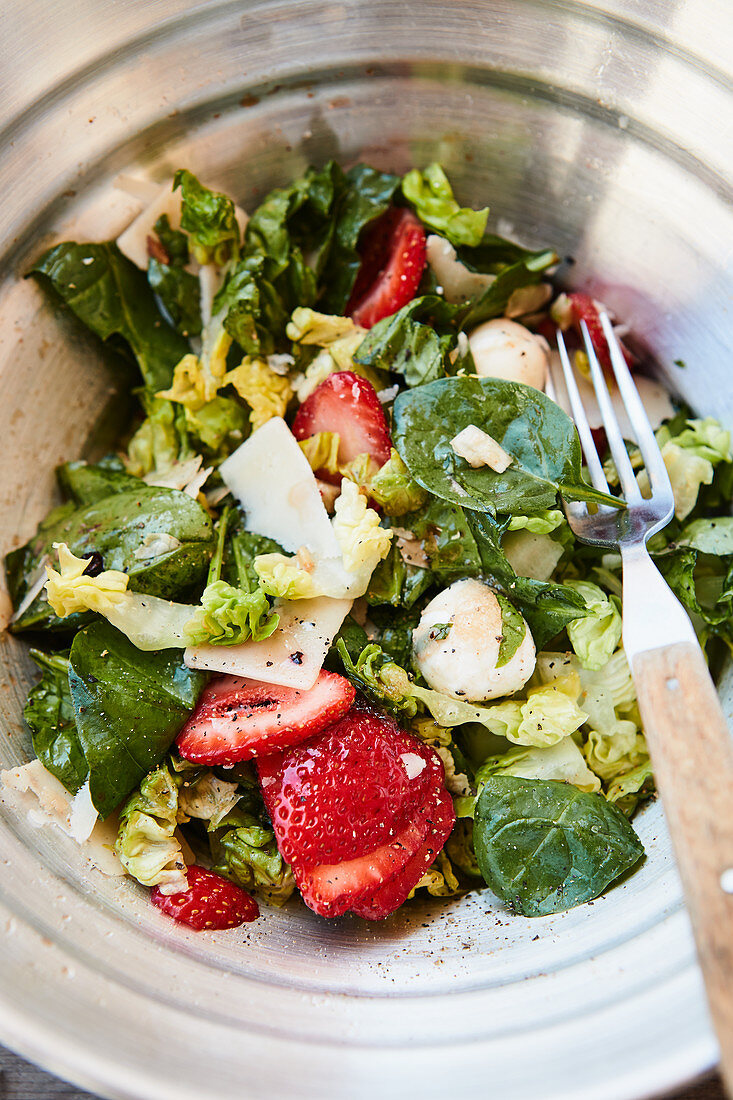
[292, 370, 392, 480]
[151, 866, 259, 930]
[568, 292, 633, 371]
[346, 207, 427, 329]
[293, 812, 432, 918]
[176, 670, 355, 766]
[351, 787, 455, 920]
[258, 700, 443, 867]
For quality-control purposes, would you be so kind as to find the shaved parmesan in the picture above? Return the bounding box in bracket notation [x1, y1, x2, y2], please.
[0, 762, 123, 875]
[220, 418, 343, 561]
[426, 235, 493, 304]
[185, 595, 352, 690]
[116, 181, 248, 270]
[451, 424, 513, 472]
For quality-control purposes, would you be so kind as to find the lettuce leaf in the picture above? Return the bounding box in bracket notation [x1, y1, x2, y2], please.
[565, 580, 622, 671]
[401, 164, 488, 247]
[115, 764, 187, 892]
[174, 170, 241, 265]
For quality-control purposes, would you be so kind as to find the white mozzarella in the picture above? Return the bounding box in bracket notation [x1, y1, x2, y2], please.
[468, 318, 549, 390]
[220, 417, 342, 561]
[185, 596, 352, 690]
[412, 578, 535, 702]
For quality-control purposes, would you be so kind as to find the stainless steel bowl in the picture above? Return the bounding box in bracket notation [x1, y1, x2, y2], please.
[0, 2, 731, 1098]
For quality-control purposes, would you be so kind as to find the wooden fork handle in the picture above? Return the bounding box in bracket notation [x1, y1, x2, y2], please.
[633, 641, 733, 1094]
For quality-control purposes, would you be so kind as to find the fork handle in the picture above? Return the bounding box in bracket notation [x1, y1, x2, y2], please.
[633, 640, 733, 1092]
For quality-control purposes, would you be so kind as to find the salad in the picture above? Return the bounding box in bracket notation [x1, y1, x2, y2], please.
[3, 161, 732, 930]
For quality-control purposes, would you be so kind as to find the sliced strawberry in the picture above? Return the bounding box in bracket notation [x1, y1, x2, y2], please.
[176, 670, 355, 766]
[351, 788, 455, 920]
[292, 370, 392, 478]
[568, 292, 633, 371]
[257, 699, 444, 867]
[151, 866, 259, 930]
[346, 207, 427, 328]
[294, 812, 431, 918]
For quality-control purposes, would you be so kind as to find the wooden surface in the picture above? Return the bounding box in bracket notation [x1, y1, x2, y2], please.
[0, 1046, 726, 1099]
[633, 642, 733, 1093]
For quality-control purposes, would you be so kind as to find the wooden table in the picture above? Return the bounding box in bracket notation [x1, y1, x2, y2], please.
[0, 1047, 725, 1098]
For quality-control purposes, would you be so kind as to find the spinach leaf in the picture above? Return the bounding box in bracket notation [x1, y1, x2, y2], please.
[325, 614, 369, 669]
[9, 486, 214, 632]
[56, 461, 142, 505]
[30, 242, 190, 391]
[320, 163, 400, 312]
[495, 592, 525, 667]
[354, 296, 455, 387]
[367, 605, 422, 668]
[654, 546, 733, 645]
[401, 497, 484, 579]
[393, 376, 619, 513]
[458, 235, 557, 276]
[366, 542, 433, 608]
[473, 776, 644, 916]
[455, 256, 556, 330]
[23, 650, 87, 795]
[467, 511, 590, 648]
[174, 170, 240, 265]
[147, 259, 202, 338]
[147, 214, 202, 338]
[335, 640, 417, 721]
[214, 253, 292, 356]
[68, 621, 207, 817]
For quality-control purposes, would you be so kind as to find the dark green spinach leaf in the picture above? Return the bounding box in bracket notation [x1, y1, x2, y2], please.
[495, 592, 525, 668]
[23, 650, 87, 795]
[393, 376, 619, 513]
[147, 213, 203, 340]
[320, 163, 400, 312]
[467, 511, 590, 648]
[68, 622, 207, 817]
[56, 461, 142, 505]
[9, 486, 214, 632]
[473, 776, 644, 916]
[30, 242, 190, 391]
[354, 296, 455, 387]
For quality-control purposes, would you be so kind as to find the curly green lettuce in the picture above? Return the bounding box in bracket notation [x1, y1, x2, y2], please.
[401, 164, 488, 247]
[115, 765, 188, 893]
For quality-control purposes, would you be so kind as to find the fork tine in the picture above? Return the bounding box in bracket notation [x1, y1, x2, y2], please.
[580, 321, 643, 503]
[555, 330, 611, 495]
[598, 313, 674, 504]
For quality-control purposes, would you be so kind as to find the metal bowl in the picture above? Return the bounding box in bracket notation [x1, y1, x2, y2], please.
[0, 2, 730, 1097]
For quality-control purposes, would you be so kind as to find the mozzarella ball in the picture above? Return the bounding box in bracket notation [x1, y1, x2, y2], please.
[468, 318, 549, 390]
[412, 578, 536, 702]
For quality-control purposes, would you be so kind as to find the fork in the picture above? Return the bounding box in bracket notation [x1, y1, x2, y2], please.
[555, 315, 733, 1092]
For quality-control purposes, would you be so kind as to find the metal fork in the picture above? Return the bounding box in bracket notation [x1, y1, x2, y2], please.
[555, 316, 733, 1090]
